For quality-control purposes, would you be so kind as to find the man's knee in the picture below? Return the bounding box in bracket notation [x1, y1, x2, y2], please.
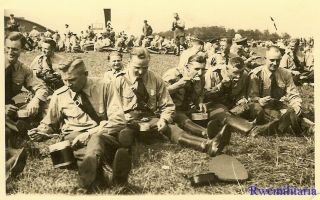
[118, 127, 136, 148]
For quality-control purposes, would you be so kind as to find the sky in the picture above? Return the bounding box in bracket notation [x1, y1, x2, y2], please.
[2, 0, 318, 37]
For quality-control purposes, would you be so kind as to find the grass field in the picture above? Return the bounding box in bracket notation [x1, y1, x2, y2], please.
[6, 49, 315, 195]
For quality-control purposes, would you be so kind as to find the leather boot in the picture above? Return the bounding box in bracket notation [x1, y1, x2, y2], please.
[182, 119, 207, 138]
[78, 154, 101, 188]
[249, 119, 279, 137]
[112, 148, 132, 186]
[178, 124, 231, 157]
[225, 114, 253, 134]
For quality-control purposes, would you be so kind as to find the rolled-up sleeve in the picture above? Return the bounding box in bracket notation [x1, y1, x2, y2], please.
[103, 82, 126, 134]
[37, 93, 61, 134]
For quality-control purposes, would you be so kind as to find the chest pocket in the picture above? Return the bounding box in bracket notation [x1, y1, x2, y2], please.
[146, 86, 157, 110]
[121, 88, 136, 110]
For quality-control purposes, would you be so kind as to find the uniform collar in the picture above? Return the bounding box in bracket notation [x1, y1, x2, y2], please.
[262, 65, 277, 77]
[5, 58, 20, 71]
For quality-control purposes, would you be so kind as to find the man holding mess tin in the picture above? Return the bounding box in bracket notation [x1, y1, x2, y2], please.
[114, 47, 228, 157]
[28, 57, 132, 190]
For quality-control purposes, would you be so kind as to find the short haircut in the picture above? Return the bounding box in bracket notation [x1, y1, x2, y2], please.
[188, 53, 207, 64]
[229, 57, 244, 69]
[6, 32, 26, 47]
[107, 51, 123, 60]
[58, 56, 86, 74]
[130, 47, 150, 60]
[43, 38, 56, 49]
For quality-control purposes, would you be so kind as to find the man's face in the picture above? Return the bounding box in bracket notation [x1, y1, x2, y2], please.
[109, 55, 123, 71]
[6, 39, 22, 63]
[129, 56, 149, 79]
[187, 62, 206, 79]
[61, 69, 87, 92]
[289, 41, 297, 51]
[226, 64, 244, 81]
[42, 43, 54, 58]
[219, 41, 229, 53]
[266, 48, 281, 72]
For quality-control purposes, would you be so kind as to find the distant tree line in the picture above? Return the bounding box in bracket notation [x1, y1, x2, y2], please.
[157, 26, 291, 41]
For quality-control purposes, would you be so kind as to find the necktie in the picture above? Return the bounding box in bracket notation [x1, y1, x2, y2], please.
[136, 78, 149, 109]
[5, 64, 14, 104]
[75, 91, 100, 124]
[270, 72, 278, 99]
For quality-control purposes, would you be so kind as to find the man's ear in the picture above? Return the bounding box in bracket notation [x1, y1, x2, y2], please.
[84, 71, 89, 76]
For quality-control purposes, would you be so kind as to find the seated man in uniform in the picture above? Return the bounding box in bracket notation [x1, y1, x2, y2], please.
[279, 38, 304, 85]
[114, 47, 230, 156]
[204, 56, 279, 136]
[178, 38, 204, 69]
[29, 38, 64, 97]
[28, 57, 131, 189]
[205, 57, 249, 109]
[5, 32, 48, 181]
[103, 52, 124, 82]
[248, 46, 304, 136]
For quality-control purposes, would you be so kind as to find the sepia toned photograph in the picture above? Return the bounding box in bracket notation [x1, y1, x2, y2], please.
[3, 0, 316, 197]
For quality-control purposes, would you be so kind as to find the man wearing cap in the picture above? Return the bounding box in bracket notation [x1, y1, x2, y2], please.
[172, 13, 187, 56]
[29, 38, 64, 98]
[5, 32, 48, 181]
[142, 20, 153, 38]
[114, 48, 229, 156]
[207, 39, 232, 69]
[204, 56, 279, 137]
[28, 57, 131, 189]
[248, 46, 303, 135]
[7, 14, 20, 32]
[178, 38, 204, 69]
[163, 53, 232, 155]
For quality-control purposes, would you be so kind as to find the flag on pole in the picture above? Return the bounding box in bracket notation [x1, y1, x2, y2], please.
[270, 16, 278, 31]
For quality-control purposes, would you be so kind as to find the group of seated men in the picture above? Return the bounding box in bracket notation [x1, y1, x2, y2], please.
[5, 31, 313, 191]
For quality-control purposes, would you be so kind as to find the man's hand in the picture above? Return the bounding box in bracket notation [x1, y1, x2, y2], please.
[293, 106, 302, 116]
[26, 98, 40, 116]
[258, 96, 272, 107]
[28, 128, 51, 142]
[221, 78, 231, 88]
[5, 104, 18, 116]
[198, 103, 208, 113]
[72, 132, 91, 149]
[292, 71, 301, 76]
[157, 118, 168, 133]
[236, 98, 248, 105]
[175, 77, 191, 88]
